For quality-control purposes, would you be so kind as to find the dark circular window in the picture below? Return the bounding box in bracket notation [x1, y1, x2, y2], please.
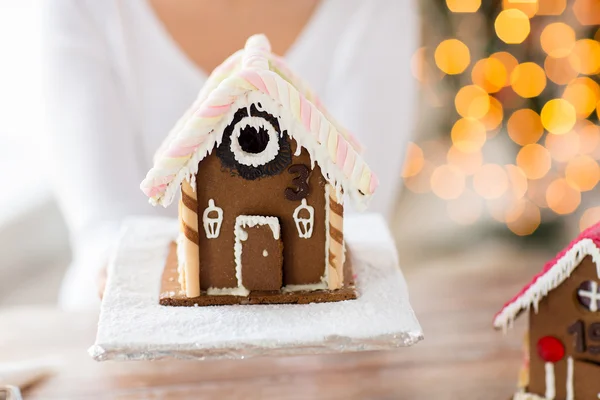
[577, 280, 600, 312]
[216, 104, 292, 180]
[238, 125, 270, 154]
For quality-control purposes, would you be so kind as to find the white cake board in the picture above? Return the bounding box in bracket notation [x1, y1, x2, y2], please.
[89, 214, 423, 361]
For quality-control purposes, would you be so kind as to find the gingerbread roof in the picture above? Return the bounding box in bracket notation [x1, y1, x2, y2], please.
[140, 34, 378, 208]
[493, 222, 600, 330]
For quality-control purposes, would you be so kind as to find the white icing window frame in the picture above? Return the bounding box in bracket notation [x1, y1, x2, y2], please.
[230, 116, 280, 167]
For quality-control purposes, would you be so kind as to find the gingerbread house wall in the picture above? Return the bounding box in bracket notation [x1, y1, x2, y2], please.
[527, 256, 600, 399]
[191, 139, 341, 292]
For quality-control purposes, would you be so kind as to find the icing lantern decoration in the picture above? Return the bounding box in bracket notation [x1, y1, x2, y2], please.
[537, 336, 565, 363]
[293, 199, 314, 239]
[202, 199, 224, 239]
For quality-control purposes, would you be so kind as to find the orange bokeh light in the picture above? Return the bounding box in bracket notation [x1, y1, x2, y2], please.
[511, 62, 547, 98]
[490, 52, 519, 85]
[507, 109, 544, 146]
[480, 96, 504, 132]
[506, 164, 529, 199]
[446, 146, 483, 175]
[471, 58, 508, 93]
[435, 39, 471, 75]
[568, 39, 600, 75]
[538, 0, 567, 15]
[455, 85, 490, 119]
[541, 99, 576, 135]
[473, 164, 509, 199]
[544, 56, 579, 85]
[562, 77, 600, 118]
[580, 206, 600, 231]
[546, 131, 580, 162]
[577, 120, 600, 156]
[451, 118, 487, 153]
[446, 0, 481, 12]
[546, 178, 581, 215]
[540, 22, 576, 58]
[565, 155, 600, 192]
[403, 161, 434, 194]
[430, 165, 466, 200]
[506, 200, 541, 236]
[573, 0, 600, 25]
[401, 142, 425, 178]
[502, 0, 538, 18]
[516, 144, 552, 180]
[495, 9, 531, 44]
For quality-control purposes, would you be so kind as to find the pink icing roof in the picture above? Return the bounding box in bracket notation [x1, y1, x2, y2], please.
[493, 221, 600, 329]
[140, 34, 377, 207]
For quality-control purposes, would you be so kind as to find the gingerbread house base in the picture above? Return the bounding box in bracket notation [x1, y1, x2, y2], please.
[89, 214, 422, 361]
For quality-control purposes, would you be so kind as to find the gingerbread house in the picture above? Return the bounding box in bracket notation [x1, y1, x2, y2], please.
[494, 222, 600, 400]
[140, 34, 378, 307]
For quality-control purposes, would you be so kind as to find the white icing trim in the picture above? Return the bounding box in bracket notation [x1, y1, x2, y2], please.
[202, 199, 223, 239]
[230, 116, 280, 166]
[545, 362, 555, 400]
[566, 356, 574, 400]
[578, 280, 600, 312]
[293, 199, 314, 239]
[495, 238, 600, 330]
[282, 281, 327, 292]
[262, 249, 268, 257]
[206, 286, 250, 296]
[151, 90, 369, 210]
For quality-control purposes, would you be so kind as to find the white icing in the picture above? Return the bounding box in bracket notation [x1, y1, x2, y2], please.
[578, 280, 600, 312]
[293, 199, 315, 239]
[282, 280, 328, 293]
[176, 232, 187, 292]
[262, 249, 268, 257]
[151, 90, 371, 210]
[512, 392, 546, 400]
[202, 199, 223, 239]
[495, 238, 600, 330]
[566, 356, 574, 400]
[545, 362, 555, 400]
[227, 215, 281, 296]
[230, 116, 280, 167]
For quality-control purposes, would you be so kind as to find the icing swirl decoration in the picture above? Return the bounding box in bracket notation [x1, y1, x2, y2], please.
[140, 34, 378, 207]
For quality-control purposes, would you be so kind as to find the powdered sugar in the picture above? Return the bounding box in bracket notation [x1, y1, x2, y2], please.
[90, 214, 422, 361]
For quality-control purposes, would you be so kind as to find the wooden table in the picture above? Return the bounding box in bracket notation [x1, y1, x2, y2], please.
[1, 242, 547, 399]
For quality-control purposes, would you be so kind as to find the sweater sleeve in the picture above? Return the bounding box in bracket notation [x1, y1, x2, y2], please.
[323, 0, 419, 218]
[41, 0, 145, 309]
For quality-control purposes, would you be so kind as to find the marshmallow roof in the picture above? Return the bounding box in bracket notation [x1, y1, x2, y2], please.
[140, 34, 378, 207]
[493, 222, 600, 330]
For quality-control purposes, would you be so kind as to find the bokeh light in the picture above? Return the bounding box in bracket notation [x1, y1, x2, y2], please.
[541, 99, 576, 135]
[471, 58, 508, 93]
[516, 144, 552, 179]
[490, 52, 519, 84]
[573, 0, 600, 25]
[430, 165, 466, 199]
[576, 120, 600, 156]
[446, 146, 483, 175]
[480, 96, 504, 132]
[565, 155, 600, 192]
[434, 39, 471, 75]
[546, 178, 581, 215]
[562, 77, 600, 118]
[403, 161, 434, 194]
[502, 0, 538, 18]
[505, 164, 529, 199]
[540, 22, 576, 58]
[401, 142, 425, 178]
[568, 39, 600, 75]
[537, 0, 566, 15]
[473, 164, 509, 199]
[455, 85, 490, 118]
[506, 200, 541, 236]
[580, 206, 600, 231]
[546, 131, 580, 162]
[511, 62, 547, 98]
[446, 189, 483, 225]
[410, 47, 427, 82]
[495, 9, 531, 44]
[446, 0, 481, 13]
[451, 118, 487, 152]
[507, 109, 544, 146]
[544, 56, 579, 85]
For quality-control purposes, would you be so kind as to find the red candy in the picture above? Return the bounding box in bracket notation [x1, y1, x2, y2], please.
[537, 336, 565, 363]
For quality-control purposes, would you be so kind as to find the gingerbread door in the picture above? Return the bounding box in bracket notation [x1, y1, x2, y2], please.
[236, 216, 283, 291]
